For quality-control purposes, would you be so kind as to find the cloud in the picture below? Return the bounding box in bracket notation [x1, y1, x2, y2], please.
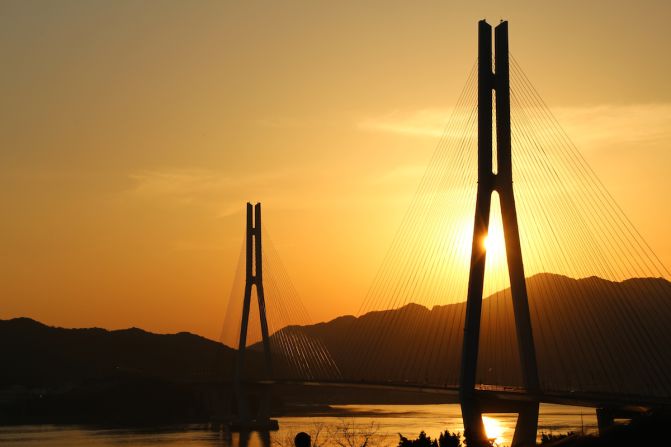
[372, 164, 427, 184]
[359, 107, 474, 138]
[550, 104, 671, 148]
[170, 240, 229, 252]
[126, 167, 311, 217]
[359, 103, 671, 151]
[129, 169, 234, 205]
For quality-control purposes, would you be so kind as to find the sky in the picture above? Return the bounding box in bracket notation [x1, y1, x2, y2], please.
[1, 1, 670, 341]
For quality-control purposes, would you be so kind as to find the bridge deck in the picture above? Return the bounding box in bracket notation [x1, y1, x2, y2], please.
[252, 379, 666, 413]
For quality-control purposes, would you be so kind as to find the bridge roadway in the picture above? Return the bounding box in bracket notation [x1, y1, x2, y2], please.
[253, 379, 667, 414]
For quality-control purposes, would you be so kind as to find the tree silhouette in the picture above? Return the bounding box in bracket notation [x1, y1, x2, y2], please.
[398, 430, 463, 447]
[438, 431, 462, 447]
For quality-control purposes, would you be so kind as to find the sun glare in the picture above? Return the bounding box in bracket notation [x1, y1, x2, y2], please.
[482, 225, 506, 257]
[482, 416, 505, 444]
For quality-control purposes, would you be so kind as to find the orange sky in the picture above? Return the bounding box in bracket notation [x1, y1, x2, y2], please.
[1, 1, 670, 341]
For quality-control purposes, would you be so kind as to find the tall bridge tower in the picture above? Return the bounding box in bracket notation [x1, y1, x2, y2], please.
[459, 21, 541, 447]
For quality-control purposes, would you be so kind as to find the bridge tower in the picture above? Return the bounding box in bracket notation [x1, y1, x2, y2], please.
[233, 202, 277, 430]
[459, 21, 541, 447]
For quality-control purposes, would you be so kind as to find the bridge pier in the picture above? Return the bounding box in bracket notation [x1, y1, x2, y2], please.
[596, 407, 615, 434]
[512, 402, 540, 447]
[595, 407, 646, 435]
[228, 383, 279, 431]
[460, 399, 489, 447]
[461, 403, 540, 447]
[467, 396, 540, 447]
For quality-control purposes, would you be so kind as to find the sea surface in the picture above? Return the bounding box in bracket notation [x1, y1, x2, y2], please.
[0, 403, 597, 447]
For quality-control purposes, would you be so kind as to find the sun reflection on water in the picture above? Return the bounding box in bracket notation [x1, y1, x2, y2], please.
[482, 416, 505, 445]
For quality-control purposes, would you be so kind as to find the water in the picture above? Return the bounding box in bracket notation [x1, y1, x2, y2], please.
[0, 404, 597, 447]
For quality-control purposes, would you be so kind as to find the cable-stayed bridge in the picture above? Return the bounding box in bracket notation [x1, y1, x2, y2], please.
[220, 21, 671, 447]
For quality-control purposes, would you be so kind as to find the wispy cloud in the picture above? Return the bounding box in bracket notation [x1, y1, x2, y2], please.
[371, 164, 427, 184]
[359, 108, 472, 138]
[129, 169, 235, 205]
[170, 240, 230, 252]
[257, 116, 325, 128]
[551, 104, 671, 147]
[126, 167, 310, 218]
[359, 103, 671, 150]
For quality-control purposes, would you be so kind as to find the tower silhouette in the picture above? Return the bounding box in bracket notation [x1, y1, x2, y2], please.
[233, 202, 277, 430]
[459, 21, 540, 447]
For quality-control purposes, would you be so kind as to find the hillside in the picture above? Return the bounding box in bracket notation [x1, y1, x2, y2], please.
[0, 319, 251, 424]
[276, 274, 671, 398]
[0, 317, 238, 387]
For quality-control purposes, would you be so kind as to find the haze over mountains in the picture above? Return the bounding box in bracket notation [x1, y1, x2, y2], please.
[2, 274, 671, 400]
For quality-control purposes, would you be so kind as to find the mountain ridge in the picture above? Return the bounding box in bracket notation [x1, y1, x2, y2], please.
[270, 273, 671, 398]
[2, 273, 670, 398]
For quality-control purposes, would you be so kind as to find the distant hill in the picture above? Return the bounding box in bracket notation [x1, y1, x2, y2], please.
[273, 273, 671, 398]
[0, 318, 237, 388]
[0, 319, 252, 424]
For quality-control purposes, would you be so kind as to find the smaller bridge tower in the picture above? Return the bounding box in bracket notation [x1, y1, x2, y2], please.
[233, 202, 277, 430]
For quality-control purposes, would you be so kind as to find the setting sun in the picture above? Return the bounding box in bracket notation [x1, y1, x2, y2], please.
[483, 233, 500, 253]
[483, 221, 507, 263]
